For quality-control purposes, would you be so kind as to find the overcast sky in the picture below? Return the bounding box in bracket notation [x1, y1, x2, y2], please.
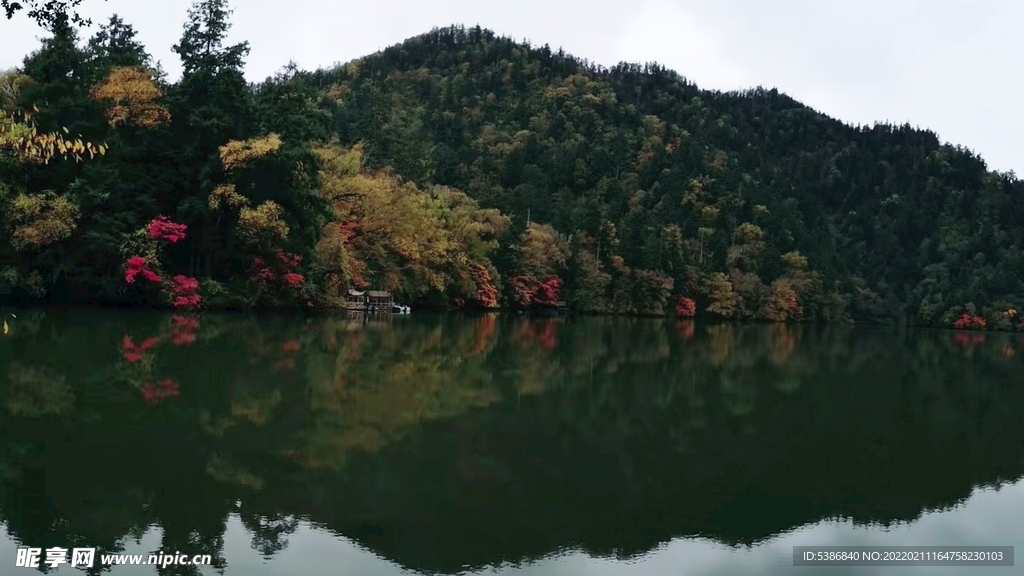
[2, 0, 1021, 175]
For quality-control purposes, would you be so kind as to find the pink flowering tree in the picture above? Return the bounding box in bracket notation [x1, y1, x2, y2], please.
[120, 215, 202, 310]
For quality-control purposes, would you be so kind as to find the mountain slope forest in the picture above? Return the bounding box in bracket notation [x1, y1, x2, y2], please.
[2, 0, 1023, 329]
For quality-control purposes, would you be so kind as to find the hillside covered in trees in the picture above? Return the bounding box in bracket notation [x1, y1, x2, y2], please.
[2, 0, 1023, 329]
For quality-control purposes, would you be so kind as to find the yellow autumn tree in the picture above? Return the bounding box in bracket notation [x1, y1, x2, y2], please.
[0, 109, 102, 164]
[90, 66, 170, 127]
[5, 193, 79, 249]
[315, 141, 362, 193]
[761, 278, 803, 321]
[369, 185, 457, 292]
[314, 221, 361, 300]
[727, 222, 766, 271]
[436, 186, 507, 295]
[309, 145, 369, 297]
[210, 134, 288, 257]
[313, 142, 506, 302]
[515, 222, 569, 278]
[781, 250, 808, 271]
[208, 133, 284, 215]
[704, 272, 739, 318]
[219, 133, 282, 171]
[208, 183, 248, 211]
[758, 250, 819, 321]
[237, 201, 289, 246]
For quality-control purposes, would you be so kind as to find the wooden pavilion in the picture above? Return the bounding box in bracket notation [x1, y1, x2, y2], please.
[345, 290, 366, 310]
[366, 290, 393, 311]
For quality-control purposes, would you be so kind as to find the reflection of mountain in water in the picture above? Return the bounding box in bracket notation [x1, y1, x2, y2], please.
[0, 311, 1022, 575]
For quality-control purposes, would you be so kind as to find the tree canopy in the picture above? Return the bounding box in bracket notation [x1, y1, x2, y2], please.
[2, 0, 101, 28]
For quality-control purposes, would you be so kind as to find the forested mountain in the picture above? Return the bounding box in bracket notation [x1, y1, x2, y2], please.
[2, 0, 1023, 329]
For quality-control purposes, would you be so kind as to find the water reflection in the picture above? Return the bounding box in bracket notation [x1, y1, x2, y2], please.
[0, 310, 1021, 574]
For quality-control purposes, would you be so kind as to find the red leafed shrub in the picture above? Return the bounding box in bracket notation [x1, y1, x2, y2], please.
[953, 314, 986, 330]
[674, 296, 697, 317]
[471, 263, 499, 308]
[333, 220, 362, 241]
[251, 257, 276, 283]
[784, 294, 802, 316]
[168, 275, 201, 310]
[171, 275, 199, 293]
[251, 250, 305, 295]
[125, 256, 161, 284]
[275, 249, 302, 269]
[146, 216, 188, 243]
[125, 217, 188, 300]
[509, 275, 561, 308]
[282, 340, 301, 352]
[172, 294, 201, 308]
[507, 276, 536, 308]
[535, 277, 561, 306]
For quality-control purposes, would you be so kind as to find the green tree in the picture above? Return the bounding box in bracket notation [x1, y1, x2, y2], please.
[2, 0, 100, 28]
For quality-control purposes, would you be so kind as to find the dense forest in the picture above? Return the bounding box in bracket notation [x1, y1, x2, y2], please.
[2, 0, 1024, 329]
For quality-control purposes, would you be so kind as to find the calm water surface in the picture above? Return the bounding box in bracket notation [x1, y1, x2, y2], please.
[0, 310, 1021, 575]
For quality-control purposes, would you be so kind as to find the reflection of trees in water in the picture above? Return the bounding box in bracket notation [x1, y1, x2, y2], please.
[240, 510, 299, 558]
[0, 312, 1022, 573]
[290, 315, 503, 470]
[4, 363, 74, 417]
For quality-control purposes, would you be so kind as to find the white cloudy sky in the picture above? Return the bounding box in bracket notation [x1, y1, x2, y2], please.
[1, 0, 1021, 175]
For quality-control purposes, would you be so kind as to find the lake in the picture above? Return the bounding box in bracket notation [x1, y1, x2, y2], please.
[0, 310, 1020, 575]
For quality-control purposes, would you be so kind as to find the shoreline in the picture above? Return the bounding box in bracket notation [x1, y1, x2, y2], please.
[2, 303, 1021, 334]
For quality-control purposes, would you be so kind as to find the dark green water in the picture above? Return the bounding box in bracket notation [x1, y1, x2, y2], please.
[0, 310, 1021, 575]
